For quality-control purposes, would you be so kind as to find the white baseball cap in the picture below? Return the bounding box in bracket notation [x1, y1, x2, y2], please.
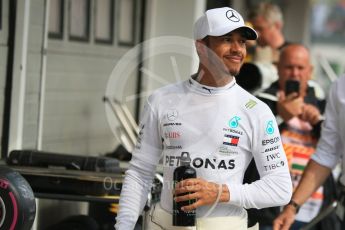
[194, 7, 258, 40]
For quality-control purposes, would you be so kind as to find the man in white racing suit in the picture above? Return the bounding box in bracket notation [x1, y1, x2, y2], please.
[115, 7, 292, 230]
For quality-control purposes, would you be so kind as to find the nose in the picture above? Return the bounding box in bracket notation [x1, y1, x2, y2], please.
[230, 42, 242, 53]
[290, 68, 300, 79]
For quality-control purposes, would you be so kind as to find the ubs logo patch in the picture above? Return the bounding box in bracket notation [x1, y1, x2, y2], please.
[164, 131, 181, 139]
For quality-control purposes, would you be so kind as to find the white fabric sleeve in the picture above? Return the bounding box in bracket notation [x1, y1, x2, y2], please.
[312, 80, 341, 169]
[115, 160, 157, 229]
[115, 99, 162, 229]
[227, 110, 292, 209]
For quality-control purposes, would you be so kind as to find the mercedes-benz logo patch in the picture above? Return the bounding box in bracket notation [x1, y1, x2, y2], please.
[167, 110, 178, 121]
[226, 10, 240, 22]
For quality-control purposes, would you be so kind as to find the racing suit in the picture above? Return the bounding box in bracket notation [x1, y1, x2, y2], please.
[115, 77, 292, 229]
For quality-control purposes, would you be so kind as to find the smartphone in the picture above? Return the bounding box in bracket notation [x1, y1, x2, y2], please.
[285, 80, 300, 96]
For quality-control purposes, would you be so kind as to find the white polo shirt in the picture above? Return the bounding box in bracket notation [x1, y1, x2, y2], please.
[312, 75, 345, 185]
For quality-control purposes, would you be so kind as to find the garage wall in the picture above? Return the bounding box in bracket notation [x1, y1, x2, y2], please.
[0, 0, 9, 155]
[41, 0, 143, 156]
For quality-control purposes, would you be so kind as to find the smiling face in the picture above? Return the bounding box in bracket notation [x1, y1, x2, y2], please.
[199, 29, 247, 77]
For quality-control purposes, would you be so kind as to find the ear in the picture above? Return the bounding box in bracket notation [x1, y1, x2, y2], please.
[274, 21, 283, 31]
[195, 40, 207, 56]
[308, 65, 314, 80]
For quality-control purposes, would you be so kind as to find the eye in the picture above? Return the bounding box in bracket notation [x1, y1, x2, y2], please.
[223, 37, 231, 42]
[298, 66, 305, 71]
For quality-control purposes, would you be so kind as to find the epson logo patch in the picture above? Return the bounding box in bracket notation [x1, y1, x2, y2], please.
[262, 137, 280, 146]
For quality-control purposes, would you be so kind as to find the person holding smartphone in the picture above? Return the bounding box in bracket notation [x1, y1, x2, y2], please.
[244, 44, 339, 230]
[273, 75, 345, 230]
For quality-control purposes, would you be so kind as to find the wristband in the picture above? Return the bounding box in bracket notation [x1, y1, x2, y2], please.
[288, 199, 300, 213]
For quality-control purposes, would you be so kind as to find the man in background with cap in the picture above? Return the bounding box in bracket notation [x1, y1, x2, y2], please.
[115, 7, 292, 230]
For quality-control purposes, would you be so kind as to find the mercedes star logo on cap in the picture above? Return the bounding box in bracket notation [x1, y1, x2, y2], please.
[226, 10, 240, 22]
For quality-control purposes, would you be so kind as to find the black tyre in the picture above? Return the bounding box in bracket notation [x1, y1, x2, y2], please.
[0, 166, 36, 230]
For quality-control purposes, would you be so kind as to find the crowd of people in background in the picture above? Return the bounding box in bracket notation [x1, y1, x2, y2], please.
[239, 2, 344, 230]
